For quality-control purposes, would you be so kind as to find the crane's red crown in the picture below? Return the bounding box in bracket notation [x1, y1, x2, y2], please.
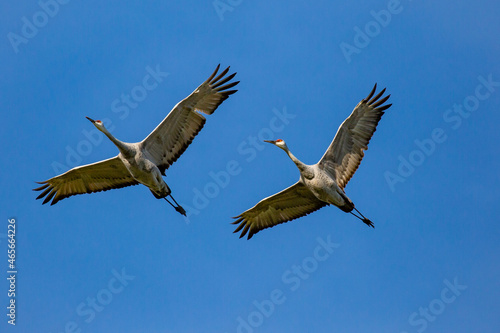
[276, 139, 283, 142]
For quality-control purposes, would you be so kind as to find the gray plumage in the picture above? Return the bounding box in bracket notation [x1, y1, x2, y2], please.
[233, 84, 391, 239]
[35, 65, 239, 215]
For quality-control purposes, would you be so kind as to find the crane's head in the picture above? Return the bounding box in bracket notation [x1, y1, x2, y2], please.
[264, 139, 288, 151]
[86, 117, 105, 131]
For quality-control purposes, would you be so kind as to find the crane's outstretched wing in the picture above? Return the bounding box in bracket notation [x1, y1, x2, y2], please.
[34, 156, 138, 205]
[141, 64, 239, 174]
[232, 182, 328, 240]
[318, 84, 391, 189]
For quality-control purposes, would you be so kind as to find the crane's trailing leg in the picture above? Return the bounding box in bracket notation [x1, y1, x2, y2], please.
[350, 207, 374, 228]
[163, 196, 187, 216]
[169, 194, 187, 216]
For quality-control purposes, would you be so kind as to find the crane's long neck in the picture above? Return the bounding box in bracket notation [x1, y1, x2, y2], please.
[284, 147, 312, 177]
[100, 127, 133, 156]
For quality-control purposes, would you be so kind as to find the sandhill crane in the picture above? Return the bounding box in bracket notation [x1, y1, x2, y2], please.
[233, 84, 391, 239]
[34, 65, 239, 215]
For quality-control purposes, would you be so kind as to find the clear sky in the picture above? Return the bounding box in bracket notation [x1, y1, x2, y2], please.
[1, 1, 500, 332]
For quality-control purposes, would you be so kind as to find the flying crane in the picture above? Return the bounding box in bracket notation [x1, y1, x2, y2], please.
[233, 84, 391, 238]
[35, 65, 239, 215]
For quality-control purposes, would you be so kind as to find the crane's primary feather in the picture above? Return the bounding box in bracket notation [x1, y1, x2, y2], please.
[232, 182, 328, 240]
[34, 157, 138, 205]
[318, 84, 391, 189]
[141, 64, 239, 174]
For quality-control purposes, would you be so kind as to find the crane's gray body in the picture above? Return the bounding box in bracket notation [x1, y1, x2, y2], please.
[299, 164, 354, 212]
[117, 144, 171, 199]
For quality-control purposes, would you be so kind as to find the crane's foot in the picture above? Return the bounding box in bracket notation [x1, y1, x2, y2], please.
[169, 194, 186, 216]
[350, 208, 375, 228]
[163, 196, 187, 216]
[362, 218, 375, 228]
[175, 205, 187, 216]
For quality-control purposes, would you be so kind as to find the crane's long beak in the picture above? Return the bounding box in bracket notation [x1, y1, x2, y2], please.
[86, 116, 95, 123]
[264, 140, 276, 144]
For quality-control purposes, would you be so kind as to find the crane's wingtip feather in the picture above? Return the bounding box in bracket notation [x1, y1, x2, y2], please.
[33, 183, 50, 191]
[231, 216, 243, 223]
[210, 66, 230, 84]
[378, 104, 392, 111]
[371, 94, 391, 108]
[212, 72, 238, 89]
[364, 84, 377, 102]
[233, 221, 246, 233]
[216, 81, 239, 92]
[205, 64, 221, 83]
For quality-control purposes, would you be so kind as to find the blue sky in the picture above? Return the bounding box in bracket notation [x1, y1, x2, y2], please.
[1, 0, 500, 332]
